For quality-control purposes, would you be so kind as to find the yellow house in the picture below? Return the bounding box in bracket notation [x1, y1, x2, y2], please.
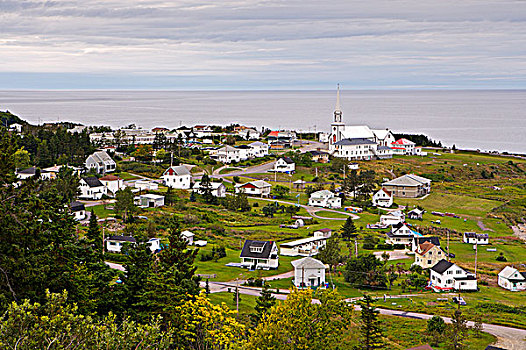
[413, 242, 445, 269]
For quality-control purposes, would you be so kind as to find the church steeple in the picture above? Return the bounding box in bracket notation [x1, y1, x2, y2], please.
[334, 83, 342, 123]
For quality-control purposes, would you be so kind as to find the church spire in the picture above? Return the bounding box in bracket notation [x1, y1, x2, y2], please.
[334, 84, 342, 123]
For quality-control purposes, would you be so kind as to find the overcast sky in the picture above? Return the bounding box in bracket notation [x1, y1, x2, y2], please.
[1, 0, 526, 89]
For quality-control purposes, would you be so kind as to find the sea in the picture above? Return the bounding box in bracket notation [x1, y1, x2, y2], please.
[1, 90, 525, 154]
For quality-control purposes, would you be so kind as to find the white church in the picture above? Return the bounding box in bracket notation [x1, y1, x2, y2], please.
[328, 85, 395, 160]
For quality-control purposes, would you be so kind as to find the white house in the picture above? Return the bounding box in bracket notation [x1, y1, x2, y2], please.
[249, 141, 270, 157]
[375, 146, 393, 159]
[463, 232, 489, 245]
[235, 180, 272, 197]
[9, 123, 23, 133]
[193, 181, 226, 197]
[210, 145, 241, 164]
[85, 151, 116, 174]
[372, 129, 396, 147]
[408, 208, 425, 220]
[181, 230, 195, 245]
[192, 125, 214, 138]
[380, 210, 405, 226]
[106, 235, 161, 253]
[235, 145, 253, 161]
[69, 201, 86, 221]
[313, 228, 333, 238]
[372, 188, 393, 207]
[430, 259, 477, 291]
[332, 138, 378, 161]
[391, 138, 416, 155]
[386, 222, 416, 245]
[308, 190, 342, 209]
[240, 240, 279, 270]
[272, 157, 295, 174]
[99, 175, 125, 197]
[135, 194, 165, 208]
[161, 165, 191, 189]
[79, 177, 106, 200]
[498, 266, 526, 292]
[134, 179, 159, 191]
[16, 167, 38, 180]
[291, 257, 326, 289]
[279, 237, 327, 257]
[236, 128, 260, 140]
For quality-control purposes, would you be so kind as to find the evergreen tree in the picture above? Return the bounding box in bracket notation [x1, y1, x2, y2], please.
[139, 217, 200, 325]
[358, 295, 384, 349]
[317, 236, 341, 273]
[199, 173, 215, 204]
[427, 315, 446, 346]
[343, 169, 360, 199]
[0, 127, 17, 185]
[341, 217, 357, 240]
[86, 210, 103, 258]
[252, 283, 276, 323]
[115, 187, 137, 222]
[446, 310, 468, 350]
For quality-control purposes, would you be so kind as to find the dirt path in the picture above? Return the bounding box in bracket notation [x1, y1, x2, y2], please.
[511, 225, 526, 241]
[477, 220, 494, 231]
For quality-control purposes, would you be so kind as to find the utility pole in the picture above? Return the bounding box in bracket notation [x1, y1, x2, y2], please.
[474, 239, 478, 277]
[355, 235, 358, 257]
[447, 230, 450, 262]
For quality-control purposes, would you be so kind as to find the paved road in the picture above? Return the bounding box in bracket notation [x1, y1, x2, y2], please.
[205, 281, 525, 349]
[211, 161, 276, 179]
[255, 197, 359, 220]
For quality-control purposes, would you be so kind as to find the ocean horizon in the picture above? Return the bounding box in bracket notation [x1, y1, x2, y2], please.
[1, 89, 525, 154]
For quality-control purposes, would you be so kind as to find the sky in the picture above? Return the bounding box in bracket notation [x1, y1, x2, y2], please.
[1, 0, 526, 90]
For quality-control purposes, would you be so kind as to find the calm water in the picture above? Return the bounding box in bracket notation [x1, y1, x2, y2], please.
[1, 90, 525, 154]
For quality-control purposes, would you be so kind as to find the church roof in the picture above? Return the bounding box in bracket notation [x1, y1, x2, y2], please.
[335, 138, 376, 146]
[339, 126, 375, 140]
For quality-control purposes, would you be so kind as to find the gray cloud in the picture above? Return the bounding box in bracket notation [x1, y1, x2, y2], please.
[0, 0, 525, 88]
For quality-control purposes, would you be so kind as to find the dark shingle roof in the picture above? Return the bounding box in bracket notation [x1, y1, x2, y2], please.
[18, 167, 37, 175]
[431, 259, 454, 274]
[464, 232, 489, 239]
[414, 237, 441, 247]
[106, 235, 136, 243]
[377, 145, 392, 151]
[240, 240, 275, 259]
[280, 157, 294, 164]
[70, 201, 85, 212]
[334, 138, 376, 146]
[82, 176, 103, 187]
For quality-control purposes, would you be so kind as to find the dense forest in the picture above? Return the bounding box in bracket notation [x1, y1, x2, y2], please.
[393, 133, 443, 147]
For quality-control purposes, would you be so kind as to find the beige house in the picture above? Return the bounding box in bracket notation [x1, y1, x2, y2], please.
[382, 174, 431, 198]
[413, 241, 445, 269]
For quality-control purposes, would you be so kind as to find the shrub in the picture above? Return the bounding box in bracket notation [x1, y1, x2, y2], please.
[233, 176, 240, 183]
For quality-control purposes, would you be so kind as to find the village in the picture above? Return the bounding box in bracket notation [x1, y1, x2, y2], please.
[7, 88, 526, 349]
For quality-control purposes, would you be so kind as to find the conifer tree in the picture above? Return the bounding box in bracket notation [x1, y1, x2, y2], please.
[252, 283, 276, 324]
[446, 310, 468, 350]
[358, 294, 384, 349]
[86, 210, 103, 258]
[341, 216, 357, 240]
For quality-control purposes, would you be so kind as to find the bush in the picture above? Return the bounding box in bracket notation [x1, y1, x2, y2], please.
[496, 253, 507, 262]
[253, 202, 259, 207]
[233, 176, 240, 183]
[104, 252, 128, 264]
[244, 277, 264, 287]
[376, 243, 394, 250]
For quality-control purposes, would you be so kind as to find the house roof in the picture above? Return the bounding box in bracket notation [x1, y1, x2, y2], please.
[140, 194, 164, 200]
[236, 180, 271, 189]
[280, 157, 294, 164]
[100, 174, 121, 181]
[340, 125, 375, 140]
[392, 138, 416, 146]
[383, 174, 431, 187]
[431, 259, 454, 274]
[70, 201, 85, 212]
[249, 141, 266, 147]
[408, 208, 424, 216]
[240, 240, 275, 259]
[310, 190, 335, 198]
[498, 266, 526, 280]
[181, 230, 195, 238]
[334, 138, 377, 146]
[280, 236, 326, 248]
[89, 151, 114, 164]
[316, 228, 332, 233]
[414, 236, 441, 247]
[268, 130, 280, 137]
[219, 145, 238, 152]
[107, 235, 136, 243]
[82, 176, 104, 188]
[405, 345, 435, 350]
[464, 232, 489, 239]
[375, 188, 392, 197]
[416, 241, 437, 256]
[291, 257, 326, 269]
[163, 165, 191, 176]
[17, 167, 37, 175]
[377, 145, 393, 151]
[371, 129, 392, 140]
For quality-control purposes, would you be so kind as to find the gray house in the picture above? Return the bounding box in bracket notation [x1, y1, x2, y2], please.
[85, 151, 116, 174]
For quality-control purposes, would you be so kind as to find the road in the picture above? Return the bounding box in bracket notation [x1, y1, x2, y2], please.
[211, 160, 276, 179]
[254, 196, 359, 220]
[106, 261, 524, 349]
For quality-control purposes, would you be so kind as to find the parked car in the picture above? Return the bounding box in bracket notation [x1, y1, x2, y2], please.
[452, 296, 467, 306]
